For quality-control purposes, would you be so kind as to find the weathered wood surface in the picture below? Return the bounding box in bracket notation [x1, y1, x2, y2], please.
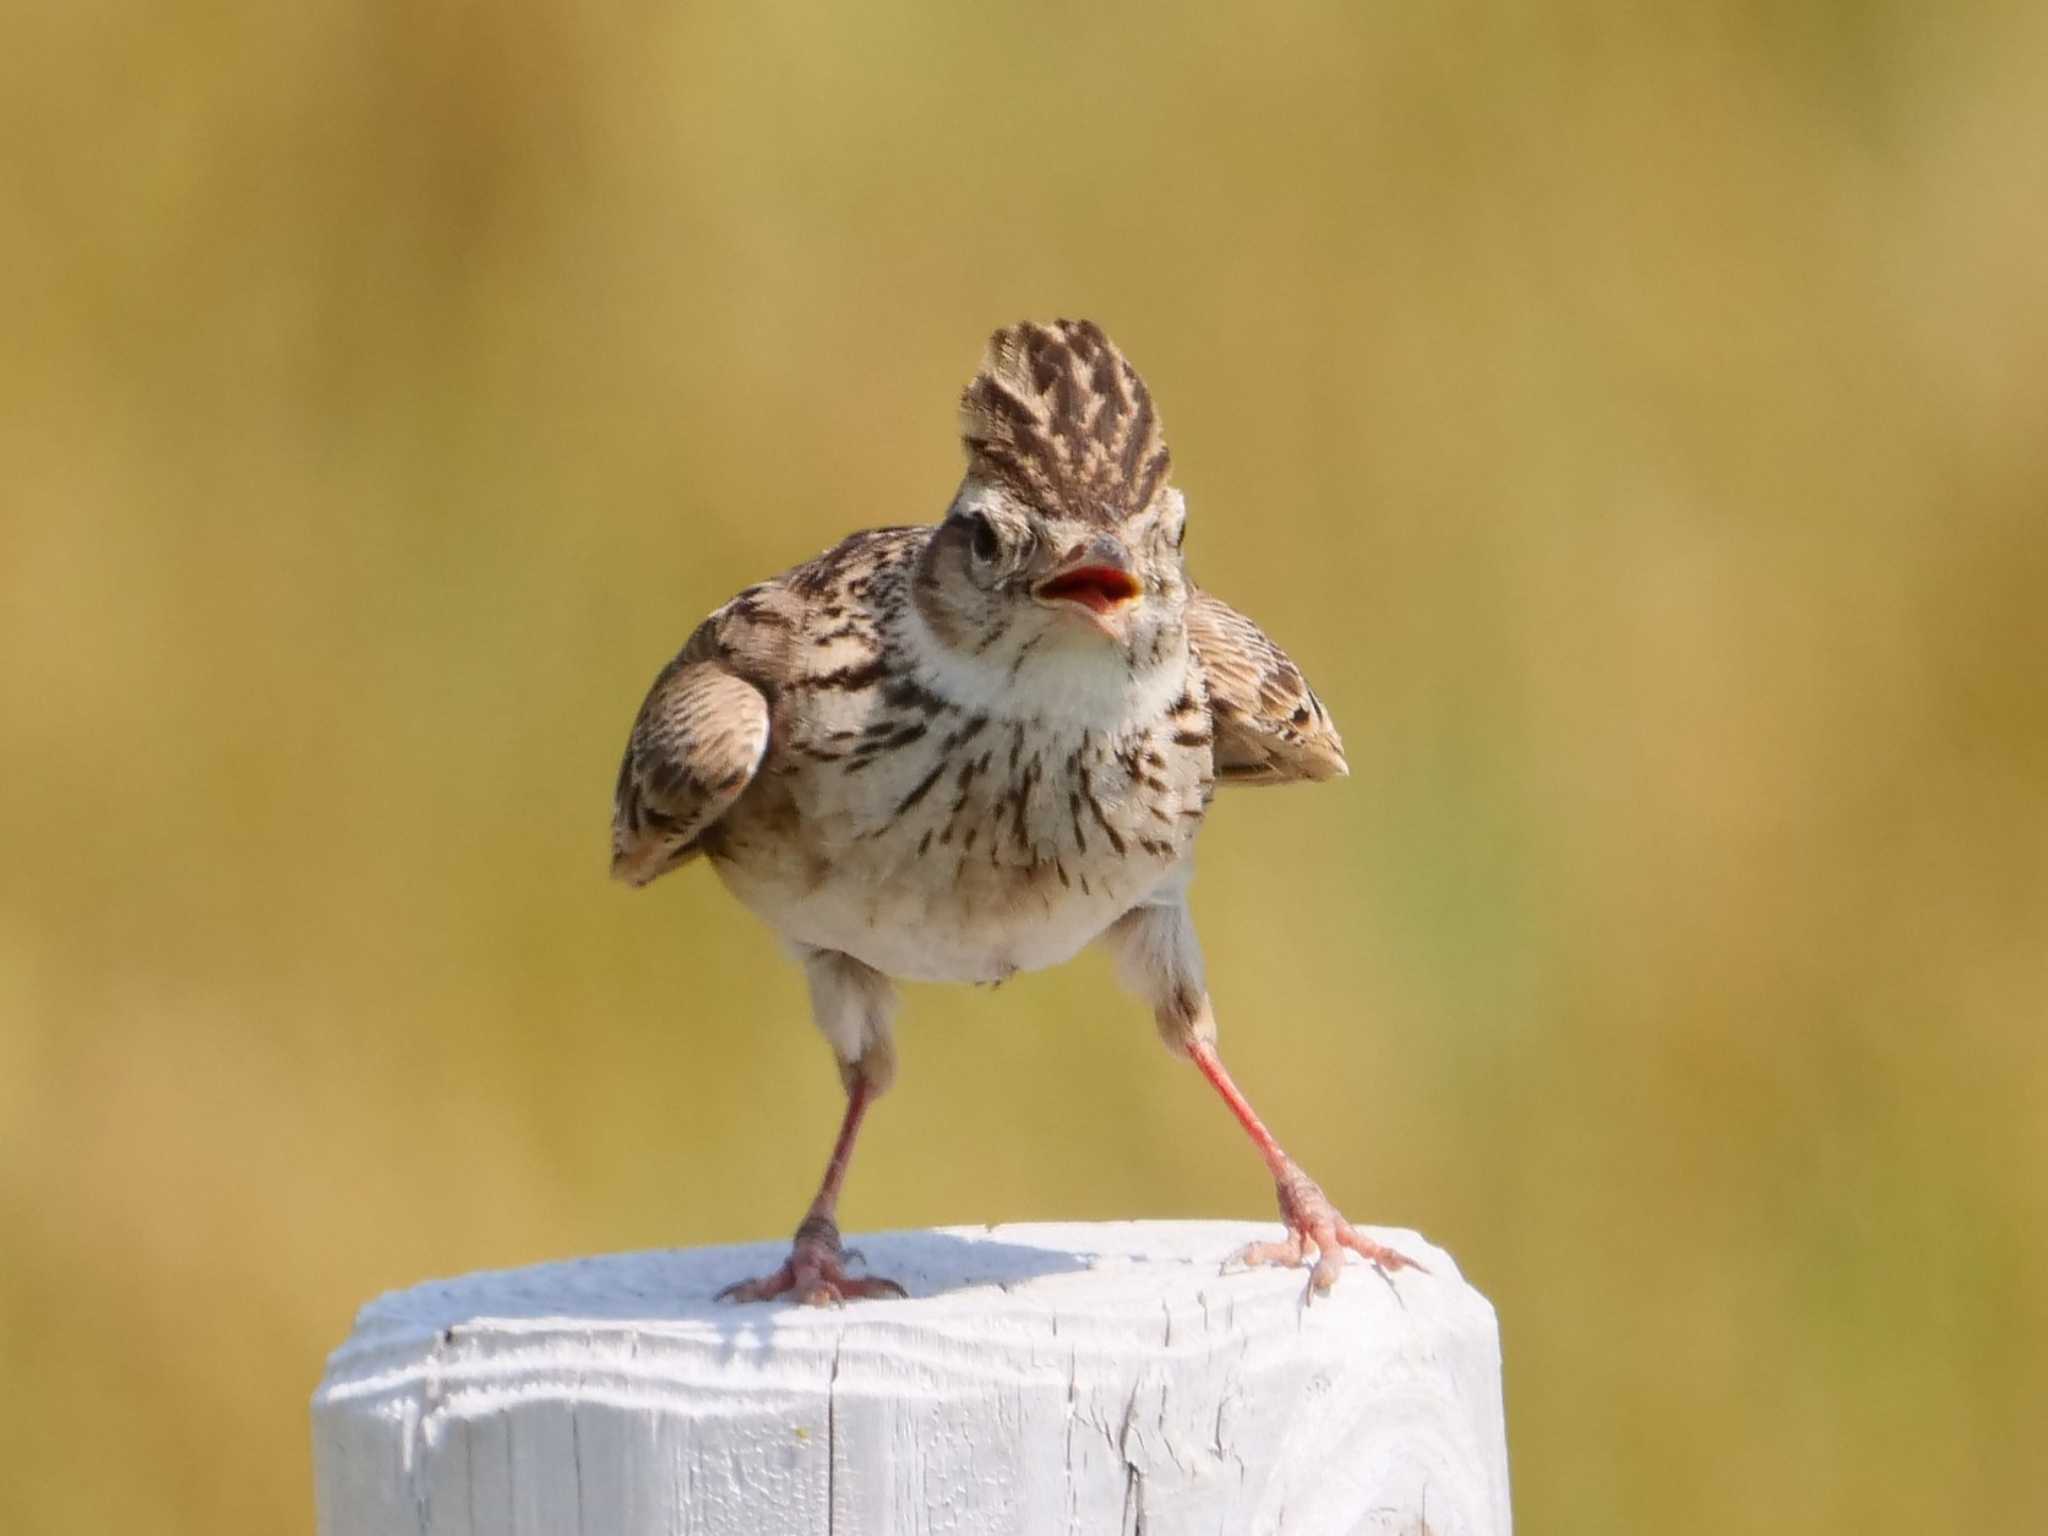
[313, 1220, 1509, 1535]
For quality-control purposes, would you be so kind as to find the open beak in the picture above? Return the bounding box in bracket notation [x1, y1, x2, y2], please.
[1033, 535, 1142, 628]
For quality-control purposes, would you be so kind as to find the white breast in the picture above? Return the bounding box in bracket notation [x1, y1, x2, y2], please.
[715, 708, 1193, 984]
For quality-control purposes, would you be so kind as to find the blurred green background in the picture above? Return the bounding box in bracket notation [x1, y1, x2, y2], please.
[4, 2, 2044, 1531]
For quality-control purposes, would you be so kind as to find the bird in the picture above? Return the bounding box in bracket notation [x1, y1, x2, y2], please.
[611, 318, 1420, 1303]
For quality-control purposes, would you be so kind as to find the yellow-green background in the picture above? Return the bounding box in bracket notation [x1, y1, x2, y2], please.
[5, 3, 2043, 1531]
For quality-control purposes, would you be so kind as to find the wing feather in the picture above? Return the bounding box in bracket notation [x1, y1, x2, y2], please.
[1186, 589, 1347, 786]
[610, 649, 770, 886]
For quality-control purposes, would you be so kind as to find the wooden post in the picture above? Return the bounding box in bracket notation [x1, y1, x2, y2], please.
[313, 1221, 1509, 1534]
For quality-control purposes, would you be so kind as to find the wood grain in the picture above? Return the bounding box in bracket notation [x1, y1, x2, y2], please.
[313, 1221, 1509, 1535]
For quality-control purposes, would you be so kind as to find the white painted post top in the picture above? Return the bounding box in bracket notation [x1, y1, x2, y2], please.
[313, 1220, 1509, 1536]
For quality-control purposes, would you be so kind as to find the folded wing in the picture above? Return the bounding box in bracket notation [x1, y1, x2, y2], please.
[1186, 589, 1348, 786]
[610, 646, 771, 886]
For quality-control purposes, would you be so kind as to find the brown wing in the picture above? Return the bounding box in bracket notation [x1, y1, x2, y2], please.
[610, 533, 916, 886]
[610, 638, 771, 887]
[1186, 588, 1348, 786]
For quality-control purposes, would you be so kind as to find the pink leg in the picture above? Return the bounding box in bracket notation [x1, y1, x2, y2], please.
[1188, 1037, 1425, 1296]
[715, 1077, 907, 1306]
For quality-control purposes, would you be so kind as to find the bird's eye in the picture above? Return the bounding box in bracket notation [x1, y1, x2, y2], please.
[968, 513, 1001, 564]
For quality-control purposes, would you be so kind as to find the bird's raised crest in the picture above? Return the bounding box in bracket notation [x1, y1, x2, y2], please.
[958, 319, 1174, 525]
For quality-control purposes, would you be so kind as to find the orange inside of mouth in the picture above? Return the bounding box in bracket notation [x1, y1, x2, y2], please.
[1037, 566, 1141, 615]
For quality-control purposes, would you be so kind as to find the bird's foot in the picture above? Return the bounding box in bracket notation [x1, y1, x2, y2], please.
[714, 1214, 908, 1307]
[1227, 1162, 1427, 1298]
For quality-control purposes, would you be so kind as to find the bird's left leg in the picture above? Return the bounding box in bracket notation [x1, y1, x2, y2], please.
[1103, 898, 1424, 1296]
[715, 949, 907, 1305]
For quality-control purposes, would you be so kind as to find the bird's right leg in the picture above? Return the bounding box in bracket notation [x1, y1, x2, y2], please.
[716, 949, 907, 1305]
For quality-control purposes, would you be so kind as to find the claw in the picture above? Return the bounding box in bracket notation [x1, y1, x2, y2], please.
[715, 1217, 908, 1307]
[1228, 1163, 1426, 1298]
[715, 1262, 797, 1304]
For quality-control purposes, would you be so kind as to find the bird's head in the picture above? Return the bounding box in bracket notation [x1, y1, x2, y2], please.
[913, 320, 1192, 686]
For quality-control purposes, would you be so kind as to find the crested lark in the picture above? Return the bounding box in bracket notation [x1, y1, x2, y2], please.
[613, 319, 1419, 1302]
